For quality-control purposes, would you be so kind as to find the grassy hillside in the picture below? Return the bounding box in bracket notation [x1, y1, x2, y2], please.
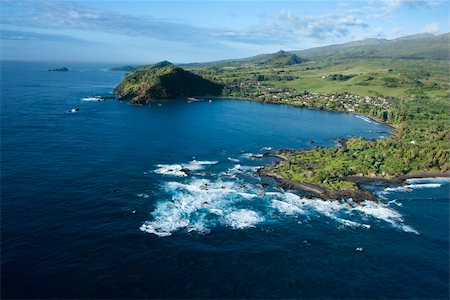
[114, 61, 223, 104]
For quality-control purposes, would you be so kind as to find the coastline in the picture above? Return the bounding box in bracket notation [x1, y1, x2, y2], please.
[259, 150, 450, 203]
[233, 94, 446, 202]
[217, 96, 395, 129]
[257, 167, 379, 203]
[118, 95, 447, 202]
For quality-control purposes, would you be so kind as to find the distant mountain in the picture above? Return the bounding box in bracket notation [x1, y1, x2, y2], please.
[114, 62, 223, 104]
[183, 50, 305, 67]
[184, 33, 449, 68]
[293, 33, 449, 60]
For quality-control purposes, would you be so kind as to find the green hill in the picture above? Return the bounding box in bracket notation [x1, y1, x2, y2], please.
[183, 50, 305, 67]
[114, 62, 223, 104]
[244, 50, 305, 66]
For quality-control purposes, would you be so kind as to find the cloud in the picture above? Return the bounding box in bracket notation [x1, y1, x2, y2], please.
[0, 0, 371, 48]
[367, 0, 446, 18]
[392, 27, 408, 37]
[213, 10, 369, 45]
[0, 0, 212, 45]
[422, 22, 440, 34]
[0, 29, 90, 43]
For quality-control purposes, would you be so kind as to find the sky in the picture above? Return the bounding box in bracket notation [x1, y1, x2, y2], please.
[0, 0, 448, 63]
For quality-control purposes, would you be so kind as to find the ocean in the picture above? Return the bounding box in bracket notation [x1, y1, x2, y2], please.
[1, 61, 449, 299]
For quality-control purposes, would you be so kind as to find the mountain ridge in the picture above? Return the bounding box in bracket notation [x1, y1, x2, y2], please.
[180, 32, 449, 67]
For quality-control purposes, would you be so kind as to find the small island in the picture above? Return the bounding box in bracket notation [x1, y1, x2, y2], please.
[114, 61, 223, 104]
[48, 67, 69, 72]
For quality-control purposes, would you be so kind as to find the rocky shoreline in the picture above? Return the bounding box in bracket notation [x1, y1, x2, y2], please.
[257, 167, 379, 203]
[258, 151, 449, 203]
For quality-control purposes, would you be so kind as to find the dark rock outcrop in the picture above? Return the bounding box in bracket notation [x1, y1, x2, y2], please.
[49, 67, 69, 72]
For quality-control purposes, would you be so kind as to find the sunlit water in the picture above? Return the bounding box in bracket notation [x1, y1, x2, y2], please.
[1, 62, 448, 299]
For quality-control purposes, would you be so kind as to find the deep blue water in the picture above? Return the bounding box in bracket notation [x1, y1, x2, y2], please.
[1, 61, 449, 299]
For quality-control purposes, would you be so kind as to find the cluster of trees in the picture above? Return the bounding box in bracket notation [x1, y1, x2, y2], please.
[327, 74, 357, 81]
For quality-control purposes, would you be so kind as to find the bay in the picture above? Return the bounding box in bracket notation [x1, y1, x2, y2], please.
[1, 62, 448, 299]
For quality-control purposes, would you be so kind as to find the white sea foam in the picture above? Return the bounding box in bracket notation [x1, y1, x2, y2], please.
[140, 178, 260, 237]
[219, 164, 260, 178]
[227, 157, 240, 163]
[261, 146, 272, 151]
[382, 182, 443, 194]
[271, 200, 305, 216]
[267, 192, 364, 228]
[224, 209, 263, 229]
[241, 153, 264, 160]
[384, 186, 410, 193]
[353, 201, 418, 234]
[404, 183, 442, 189]
[388, 199, 403, 207]
[81, 96, 101, 101]
[137, 193, 149, 198]
[154, 160, 218, 177]
[266, 191, 415, 233]
[355, 115, 378, 124]
[154, 164, 188, 177]
[143, 159, 421, 237]
[406, 177, 450, 184]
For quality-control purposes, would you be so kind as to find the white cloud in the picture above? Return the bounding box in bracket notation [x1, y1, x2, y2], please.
[367, 0, 446, 18]
[0, 0, 214, 45]
[219, 10, 369, 44]
[393, 27, 408, 37]
[422, 22, 440, 34]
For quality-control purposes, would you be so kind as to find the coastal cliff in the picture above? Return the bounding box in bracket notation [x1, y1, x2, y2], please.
[114, 61, 223, 104]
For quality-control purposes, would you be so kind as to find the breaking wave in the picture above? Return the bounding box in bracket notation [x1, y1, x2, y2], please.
[355, 115, 378, 124]
[406, 177, 450, 184]
[138, 158, 432, 237]
[227, 157, 240, 163]
[81, 96, 102, 101]
[225, 209, 263, 229]
[142, 159, 422, 237]
[404, 183, 442, 189]
[140, 178, 261, 237]
[379, 178, 446, 196]
[154, 160, 218, 177]
[241, 153, 264, 160]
